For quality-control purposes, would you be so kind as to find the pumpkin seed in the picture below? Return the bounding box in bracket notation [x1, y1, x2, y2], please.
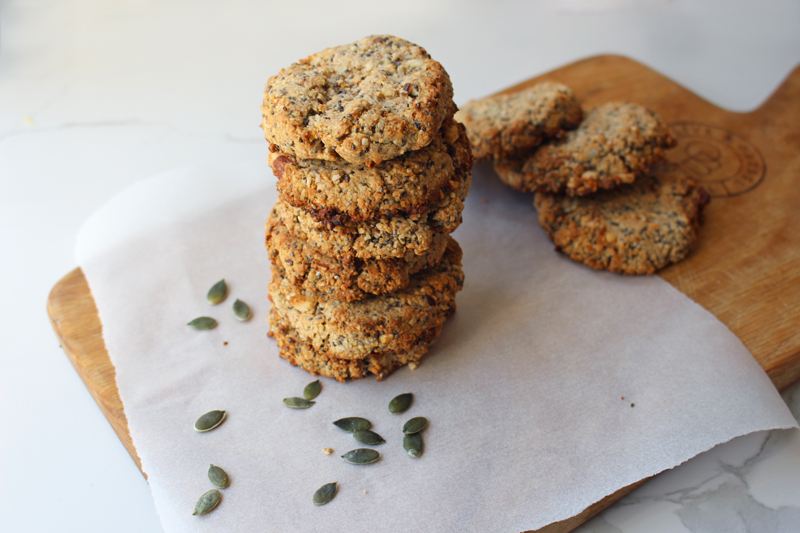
[192, 489, 221, 515]
[402, 416, 428, 435]
[388, 393, 413, 414]
[207, 464, 229, 488]
[232, 299, 251, 321]
[207, 279, 228, 305]
[312, 482, 338, 506]
[187, 317, 217, 330]
[403, 433, 423, 457]
[341, 448, 380, 465]
[283, 397, 315, 409]
[352, 430, 385, 445]
[303, 380, 321, 400]
[194, 410, 226, 432]
[333, 417, 371, 433]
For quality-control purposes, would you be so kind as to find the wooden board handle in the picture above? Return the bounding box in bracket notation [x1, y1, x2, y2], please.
[753, 63, 800, 119]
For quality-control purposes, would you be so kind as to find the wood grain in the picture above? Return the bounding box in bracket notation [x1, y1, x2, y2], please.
[47, 268, 144, 475]
[47, 55, 800, 532]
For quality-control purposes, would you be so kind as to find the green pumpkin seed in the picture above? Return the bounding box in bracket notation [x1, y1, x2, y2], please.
[207, 464, 229, 488]
[332, 417, 371, 433]
[403, 433, 423, 457]
[283, 397, 315, 409]
[192, 489, 221, 515]
[232, 299, 251, 321]
[312, 482, 338, 506]
[207, 279, 228, 305]
[187, 317, 217, 330]
[352, 430, 385, 445]
[194, 410, 226, 432]
[388, 393, 413, 414]
[303, 380, 321, 400]
[402, 416, 428, 435]
[341, 448, 380, 465]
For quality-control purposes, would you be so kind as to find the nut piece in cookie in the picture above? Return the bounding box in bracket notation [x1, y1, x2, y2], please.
[270, 119, 472, 224]
[455, 81, 582, 161]
[261, 35, 456, 165]
[534, 161, 710, 275]
[495, 102, 676, 196]
[268, 238, 464, 380]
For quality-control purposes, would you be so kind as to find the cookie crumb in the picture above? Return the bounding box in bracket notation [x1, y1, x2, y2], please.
[631, 403, 635, 408]
[408, 362, 418, 371]
[223, 341, 228, 346]
[481, 198, 488, 204]
[322, 448, 334, 455]
[363, 490, 368, 494]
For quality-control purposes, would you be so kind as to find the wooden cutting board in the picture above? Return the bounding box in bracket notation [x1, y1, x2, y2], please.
[47, 55, 800, 532]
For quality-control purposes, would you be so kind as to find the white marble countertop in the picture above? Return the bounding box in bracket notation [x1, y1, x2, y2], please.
[2, 1, 799, 531]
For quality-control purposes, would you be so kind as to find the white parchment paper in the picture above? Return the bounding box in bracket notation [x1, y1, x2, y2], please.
[77, 158, 797, 532]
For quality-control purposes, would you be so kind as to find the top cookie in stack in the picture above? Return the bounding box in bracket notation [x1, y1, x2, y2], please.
[262, 35, 456, 165]
[261, 36, 472, 382]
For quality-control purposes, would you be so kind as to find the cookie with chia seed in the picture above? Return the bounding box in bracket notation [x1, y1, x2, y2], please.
[261, 35, 456, 165]
[268, 237, 463, 374]
[454, 81, 583, 161]
[273, 154, 470, 260]
[269, 310, 438, 382]
[271, 119, 471, 224]
[495, 102, 676, 196]
[266, 208, 449, 302]
[534, 162, 709, 275]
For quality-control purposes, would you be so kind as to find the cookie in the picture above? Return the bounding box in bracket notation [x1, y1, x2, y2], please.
[271, 119, 472, 224]
[273, 157, 470, 260]
[261, 35, 456, 165]
[268, 237, 463, 371]
[266, 208, 449, 302]
[454, 81, 582, 161]
[494, 102, 676, 196]
[269, 310, 436, 382]
[533, 162, 709, 275]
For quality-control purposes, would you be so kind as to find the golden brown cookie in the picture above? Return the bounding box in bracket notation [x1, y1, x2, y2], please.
[269, 310, 436, 382]
[455, 81, 582, 161]
[495, 102, 676, 196]
[534, 162, 709, 274]
[273, 155, 470, 260]
[261, 35, 456, 165]
[270, 119, 471, 224]
[266, 208, 448, 302]
[268, 238, 463, 379]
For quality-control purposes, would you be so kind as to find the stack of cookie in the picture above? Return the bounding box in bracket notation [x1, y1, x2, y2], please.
[261, 36, 472, 381]
[457, 87, 708, 274]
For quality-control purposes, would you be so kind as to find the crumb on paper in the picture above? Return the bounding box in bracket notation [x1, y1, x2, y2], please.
[363, 490, 368, 494]
[481, 198, 488, 204]
[322, 448, 333, 455]
[223, 341, 228, 345]
[23, 115, 34, 125]
[631, 403, 635, 408]
[408, 362, 418, 371]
